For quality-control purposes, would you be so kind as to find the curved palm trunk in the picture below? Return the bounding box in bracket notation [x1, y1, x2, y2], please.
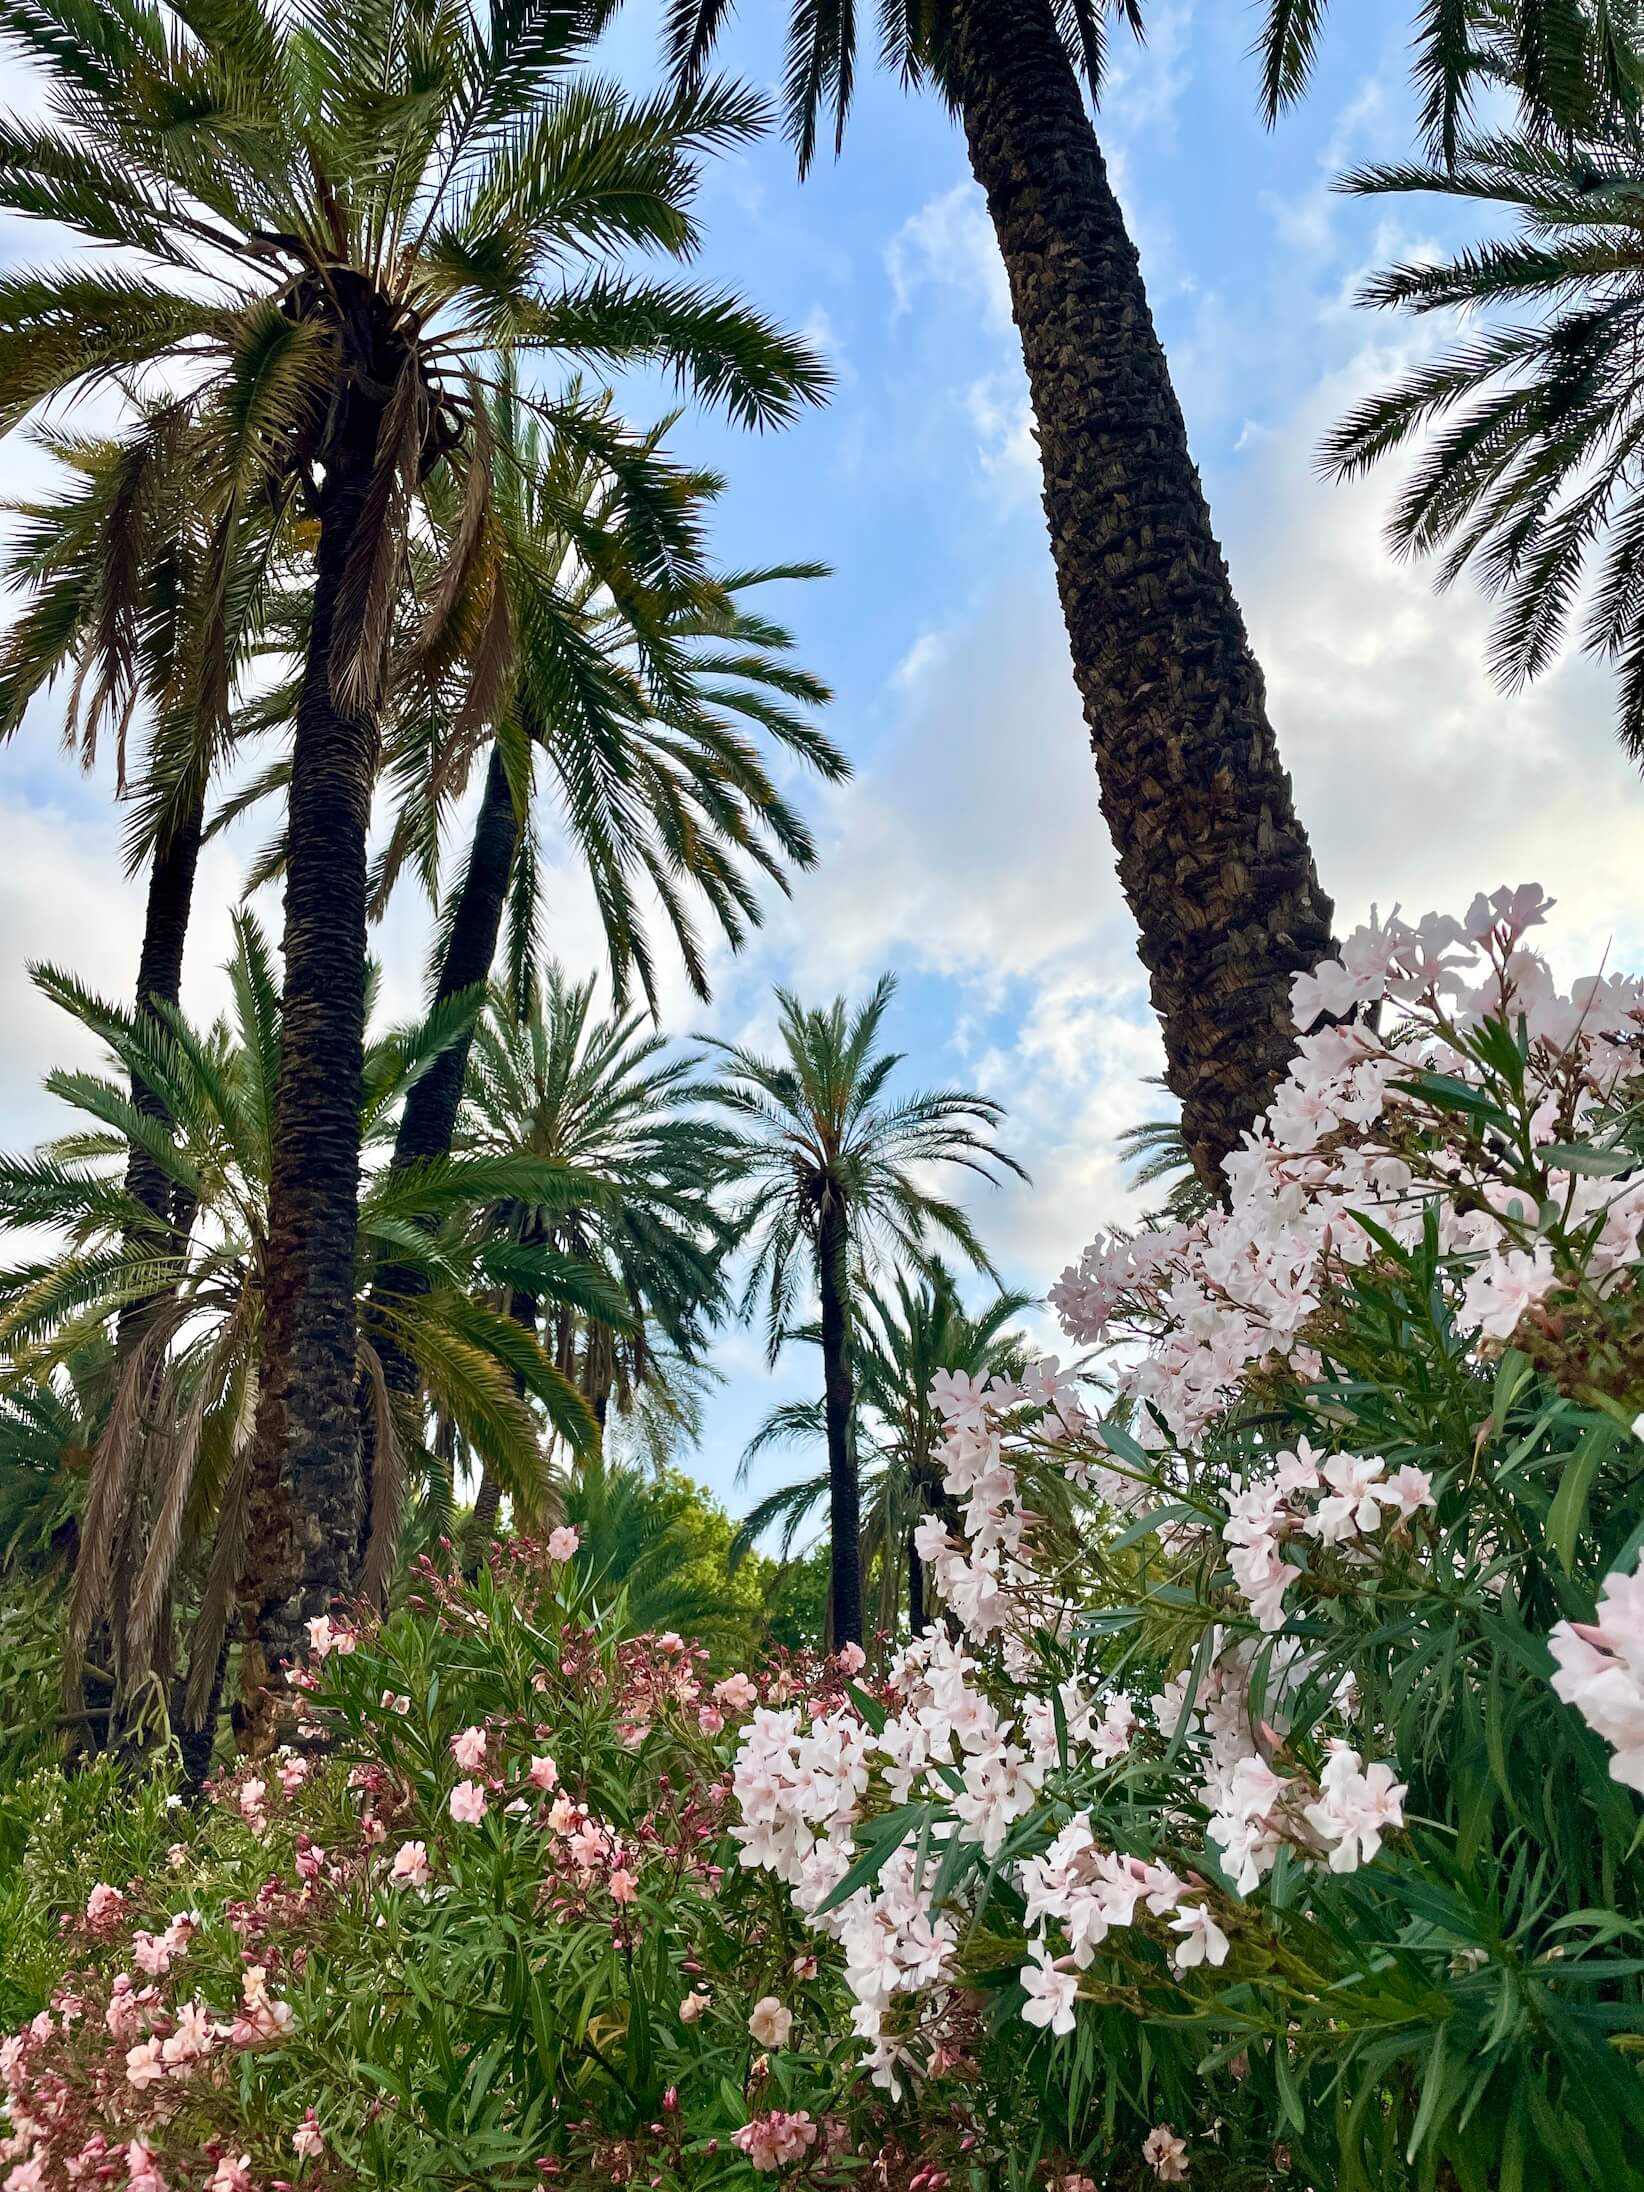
[817, 1196, 863, 1649]
[363, 739, 518, 1578]
[240, 409, 386, 1709]
[950, 0, 1335, 1184]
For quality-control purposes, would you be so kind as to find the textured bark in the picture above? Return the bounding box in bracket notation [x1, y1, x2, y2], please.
[362, 738, 519, 1569]
[950, 0, 1335, 1183]
[817, 1196, 863, 1649]
[907, 1524, 927, 1639]
[239, 395, 386, 1701]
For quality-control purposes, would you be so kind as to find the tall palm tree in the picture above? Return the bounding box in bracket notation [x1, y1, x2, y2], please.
[700, 976, 1024, 1646]
[0, 0, 827, 1683]
[458, 967, 734, 1546]
[737, 1262, 1031, 1639]
[356, 400, 838, 1541]
[0, 918, 620, 1744]
[1318, 65, 1644, 752]
[655, 0, 1336, 1184]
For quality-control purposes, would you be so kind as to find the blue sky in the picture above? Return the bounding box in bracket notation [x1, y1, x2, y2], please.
[7, 2, 1644, 1527]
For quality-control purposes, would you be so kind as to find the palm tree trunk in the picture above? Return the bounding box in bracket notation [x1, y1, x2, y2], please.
[362, 739, 519, 1578]
[395, 740, 518, 1169]
[121, 785, 206, 1261]
[906, 1523, 926, 1638]
[816, 1195, 863, 1649]
[949, 0, 1335, 1185]
[240, 407, 386, 1706]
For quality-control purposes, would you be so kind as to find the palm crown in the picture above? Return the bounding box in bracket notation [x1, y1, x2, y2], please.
[701, 975, 1025, 1357]
[460, 966, 735, 1426]
[1323, 85, 1644, 753]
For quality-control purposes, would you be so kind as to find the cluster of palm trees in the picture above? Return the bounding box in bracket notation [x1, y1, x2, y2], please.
[0, 0, 1640, 1756]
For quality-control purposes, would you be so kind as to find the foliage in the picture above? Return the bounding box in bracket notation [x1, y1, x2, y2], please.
[0, 918, 621, 1727]
[0, 1550, 894, 2189]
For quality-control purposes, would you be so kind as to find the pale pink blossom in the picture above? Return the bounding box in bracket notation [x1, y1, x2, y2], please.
[291, 2112, 326, 2162]
[747, 1996, 793, 2048]
[527, 1754, 558, 1790]
[449, 1779, 488, 1824]
[678, 1990, 710, 2024]
[1019, 1944, 1078, 2036]
[207, 2155, 253, 2192]
[1143, 2126, 1190, 2182]
[391, 1841, 431, 1887]
[546, 1526, 580, 1562]
[451, 1725, 489, 1771]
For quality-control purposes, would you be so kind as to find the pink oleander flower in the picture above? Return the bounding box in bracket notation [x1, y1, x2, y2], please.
[451, 1725, 489, 1771]
[305, 1613, 352, 1659]
[380, 1690, 411, 1715]
[449, 1779, 487, 1824]
[836, 1642, 866, 1675]
[391, 1841, 431, 1887]
[546, 1526, 580, 1562]
[278, 1755, 310, 1795]
[528, 1754, 558, 1790]
[166, 1844, 189, 1870]
[84, 1883, 125, 1929]
[124, 2038, 165, 2090]
[697, 1705, 725, 1735]
[607, 1868, 639, 1905]
[678, 1990, 710, 2024]
[292, 2113, 326, 2163]
[208, 2154, 253, 2192]
[1143, 2127, 1190, 2182]
[732, 2111, 818, 2171]
[125, 2140, 169, 2192]
[5, 2158, 46, 2192]
[714, 1673, 758, 1713]
[747, 1996, 793, 2049]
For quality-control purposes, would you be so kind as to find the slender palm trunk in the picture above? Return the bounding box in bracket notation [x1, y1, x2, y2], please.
[817, 1195, 863, 1649]
[949, 0, 1334, 1184]
[240, 400, 386, 1704]
[363, 740, 518, 1579]
[906, 1523, 926, 1638]
[121, 786, 206, 1261]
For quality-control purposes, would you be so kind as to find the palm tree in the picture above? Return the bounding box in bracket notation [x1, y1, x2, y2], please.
[357, 397, 838, 1538]
[457, 967, 735, 1546]
[0, 0, 827, 1682]
[700, 976, 1024, 1646]
[0, 917, 621, 1745]
[0, 415, 282, 1279]
[557, 1455, 766, 1650]
[655, 0, 1336, 1185]
[737, 1261, 1031, 1639]
[1115, 1079, 1216, 1226]
[1317, 66, 1644, 752]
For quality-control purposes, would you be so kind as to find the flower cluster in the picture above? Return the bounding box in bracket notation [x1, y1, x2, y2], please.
[1052, 887, 1644, 1449]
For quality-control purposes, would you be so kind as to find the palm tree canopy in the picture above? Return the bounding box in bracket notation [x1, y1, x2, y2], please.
[389, 381, 845, 1013]
[1320, 78, 1644, 753]
[0, 0, 829, 727]
[461, 966, 735, 1388]
[700, 975, 1027, 1361]
[0, 917, 624, 1715]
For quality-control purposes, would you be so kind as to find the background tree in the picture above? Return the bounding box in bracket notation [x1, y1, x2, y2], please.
[0, 0, 827, 1691]
[656, 0, 1337, 1186]
[454, 968, 736, 1550]
[1318, 65, 1644, 753]
[701, 976, 1024, 1647]
[737, 1261, 1031, 1639]
[0, 919, 619, 1749]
